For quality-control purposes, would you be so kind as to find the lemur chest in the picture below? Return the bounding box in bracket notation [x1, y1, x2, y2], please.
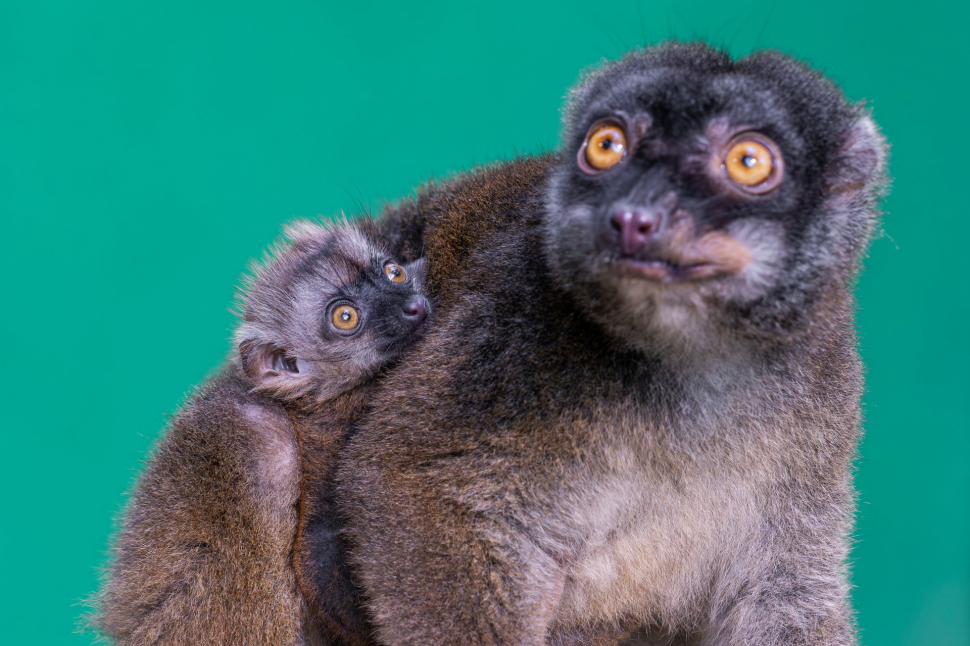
[549, 451, 761, 626]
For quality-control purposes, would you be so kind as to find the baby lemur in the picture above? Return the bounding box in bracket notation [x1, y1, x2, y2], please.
[336, 43, 887, 645]
[93, 221, 428, 646]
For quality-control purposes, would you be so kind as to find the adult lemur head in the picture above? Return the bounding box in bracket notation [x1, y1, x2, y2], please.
[544, 44, 886, 357]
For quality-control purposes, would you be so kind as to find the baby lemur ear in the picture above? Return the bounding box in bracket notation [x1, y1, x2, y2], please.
[262, 346, 300, 377]
[238, 338, 301, 382]
[827, 110, 889, 196]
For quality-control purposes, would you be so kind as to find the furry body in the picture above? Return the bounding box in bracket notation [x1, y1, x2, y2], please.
[93, 367, 316, 645]
[95, 223, 428, 645]
[337, 44, 886, 646]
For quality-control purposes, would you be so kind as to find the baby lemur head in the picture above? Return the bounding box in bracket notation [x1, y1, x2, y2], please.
[234, 221, 429, 406]
[544, 43, 887, 352]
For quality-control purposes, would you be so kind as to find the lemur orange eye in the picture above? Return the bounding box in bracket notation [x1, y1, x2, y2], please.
[582, 122, 627, 171]
[722, 135, 782, 193]
[331, 305, 360, 331]
[384, 262, 406, 283]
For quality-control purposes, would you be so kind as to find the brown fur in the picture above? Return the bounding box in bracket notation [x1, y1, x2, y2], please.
[291, 386, 380, 646]
[92, 367, 317, 645]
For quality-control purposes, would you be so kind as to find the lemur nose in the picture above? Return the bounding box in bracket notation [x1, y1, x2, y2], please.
[405, 297, 428, 323]
[610, 208, 662, 256]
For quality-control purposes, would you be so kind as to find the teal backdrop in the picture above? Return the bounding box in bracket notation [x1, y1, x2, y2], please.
[2, 1, 968, 644]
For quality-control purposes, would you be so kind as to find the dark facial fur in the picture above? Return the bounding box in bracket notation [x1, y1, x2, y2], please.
[336, 43, 887, 646]
[92, 221, 429, 646]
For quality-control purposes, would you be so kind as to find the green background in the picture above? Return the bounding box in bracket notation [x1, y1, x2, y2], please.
[2, 1, 967, 644]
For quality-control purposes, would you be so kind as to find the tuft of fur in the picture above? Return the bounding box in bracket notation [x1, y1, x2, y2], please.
[92, 221, 429, 645]
[335, 42, 887, 646]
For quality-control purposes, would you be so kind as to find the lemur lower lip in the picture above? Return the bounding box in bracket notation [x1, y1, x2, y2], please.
[609, 226, 752, 283]
[615, 258, 719, 283]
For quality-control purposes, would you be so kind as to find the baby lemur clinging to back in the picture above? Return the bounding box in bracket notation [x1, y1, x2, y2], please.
[94, 221, 428, 646]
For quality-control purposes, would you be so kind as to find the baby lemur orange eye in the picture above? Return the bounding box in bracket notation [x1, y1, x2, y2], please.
[331, 305, 360, 331]
[384, 262, 406, 283]
[722, 135, 783, 193]
[582, 122, 627, 171]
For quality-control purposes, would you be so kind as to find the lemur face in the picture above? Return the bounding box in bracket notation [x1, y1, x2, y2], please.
[236, 222, 429, 405]
[544, 45, 885, 348]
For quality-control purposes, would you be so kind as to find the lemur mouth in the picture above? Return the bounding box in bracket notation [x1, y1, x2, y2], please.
[616, 258, 722, 282]
[612, 221, 752, 283]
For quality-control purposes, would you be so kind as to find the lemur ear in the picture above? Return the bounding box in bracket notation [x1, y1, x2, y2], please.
[238, 339, 301, 381]
[827, 111, 888, 196]
[263, 347, 300, 376]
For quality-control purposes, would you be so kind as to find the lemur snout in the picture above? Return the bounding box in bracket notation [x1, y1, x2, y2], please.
[405, 297, 428, 323]
[610, 208, 662, 256]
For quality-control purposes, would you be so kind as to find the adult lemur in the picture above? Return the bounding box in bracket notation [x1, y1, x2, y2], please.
[94, 222, 428, 646]
[336, 43, 887, 645]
